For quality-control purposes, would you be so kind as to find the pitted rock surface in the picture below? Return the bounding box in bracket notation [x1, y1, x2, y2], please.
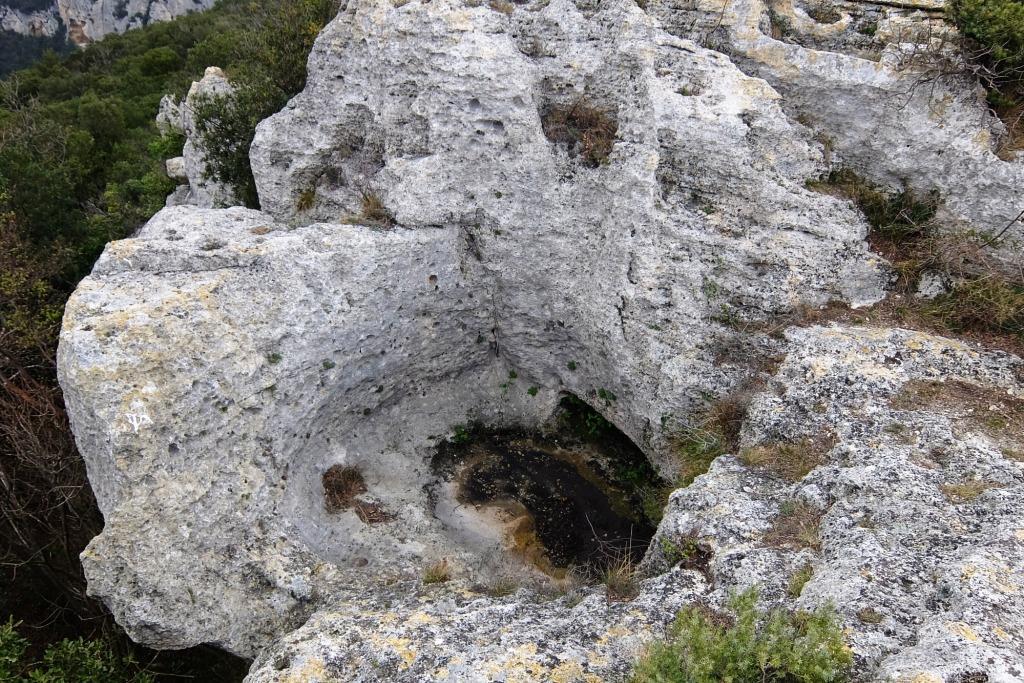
[651, 326, 1024, 681]
[56, 0, 1024, 677]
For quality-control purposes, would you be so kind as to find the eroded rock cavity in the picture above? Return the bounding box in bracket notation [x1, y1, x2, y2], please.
[432, 397, 662, 575]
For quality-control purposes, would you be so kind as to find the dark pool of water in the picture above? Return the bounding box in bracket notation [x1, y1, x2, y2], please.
[433, 424, 659, 572]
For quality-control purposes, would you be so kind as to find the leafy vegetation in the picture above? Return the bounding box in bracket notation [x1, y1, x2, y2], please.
[0, 1, 335, 678]
[950, 0, 1024, 152]
[1, 620, 152, 682]
[631, 588, 851, 683]
[808, 169, 1024, 346]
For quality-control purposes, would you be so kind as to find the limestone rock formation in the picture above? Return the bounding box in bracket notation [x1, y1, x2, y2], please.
[0, 0, 216, 45]
[160, 67, 241, 209]
[247, 325, 1024, 681]
[56, 0, 1024, 679]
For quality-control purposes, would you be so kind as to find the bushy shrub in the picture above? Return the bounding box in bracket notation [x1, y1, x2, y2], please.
[631, 588, 852, 682]
[0, 620, 152, 682]
[192, 0, 340, 205]
[951, 0, 1024, 79]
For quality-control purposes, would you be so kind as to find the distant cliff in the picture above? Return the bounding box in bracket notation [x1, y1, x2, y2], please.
[1, 0, 215, 74]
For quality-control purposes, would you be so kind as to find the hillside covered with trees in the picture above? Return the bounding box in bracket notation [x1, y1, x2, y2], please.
[0, 0, 334, 678]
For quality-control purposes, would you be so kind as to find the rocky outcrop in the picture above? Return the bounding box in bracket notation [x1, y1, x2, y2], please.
[645, 0, 1024, 237]
[159, 67, 240, 209]
[56, 0, 1024, 678]
[247, 325, 1024, 681]
[0, 0, 216, 46]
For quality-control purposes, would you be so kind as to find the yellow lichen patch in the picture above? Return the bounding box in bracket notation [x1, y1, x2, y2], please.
[945, 621, 980, 642]
[907, 674, 943, 683]
[407, 611, 437, 626]
[993, 625, 1012, 641]
[282, 657, 328, 683]
[596, 625, 632, 645]
[385, 637, 417, 669]
[550, 659, 603, 683]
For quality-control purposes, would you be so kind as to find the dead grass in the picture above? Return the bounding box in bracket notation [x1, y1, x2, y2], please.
[322, 465, 368, 512]
[891, 379, 1024, 447]
[764, 500, 822, 550]
[489, 0, 515, 13]
[423, 558, 451, 584]
[857, 607, 883, 624]
[344, 190, 394, 227]
[541, 99, 618, 167]
[602, 556, 640, 602]
[806, 169, 1024, 351]
[940, 480, 1001, 502]
[739, 434, 834, 482]
[296, 188, 316, 212]
[672, 390, 753, 486]
[353, 501, 395, 524]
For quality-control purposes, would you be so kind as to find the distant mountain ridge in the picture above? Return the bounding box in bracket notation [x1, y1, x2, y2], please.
[1, 0, 215, 74]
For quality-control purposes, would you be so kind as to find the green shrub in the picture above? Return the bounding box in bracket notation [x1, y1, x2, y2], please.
[0, 620, 152, 682]
[192, 0, 339, 206]
[631, 588, 852, 682]
[951, 0, 1024, 80]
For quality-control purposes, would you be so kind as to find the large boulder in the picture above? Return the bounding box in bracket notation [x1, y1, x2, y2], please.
[57, 0, 1024, 678]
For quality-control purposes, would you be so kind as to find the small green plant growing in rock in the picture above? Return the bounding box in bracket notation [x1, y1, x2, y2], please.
[322, 359, 336, 369]
[560, 394, 615, 439]
[630, 588, 852, 682]
[450, 424, 473, 444]
[423, 559, 451, 584]
[597, 387, 617, 405]
[567, 360, 578, 371]
[527, 386, 539, 397]
[267, 352, 283, 364]
[787, 563, 814, 598]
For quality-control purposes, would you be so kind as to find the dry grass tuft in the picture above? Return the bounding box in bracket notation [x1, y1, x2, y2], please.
[602, 556, 640, 602]
[541, 99, 618, 167]
[857, 607, 884, 624]
[764, 500, 822, 550]
[672, 390, 753, 486]
[322, 465, 368, 512]
[354, 500, 395, 524]
[940, 480, 1001, 502]
[423, 558, 451, 584]
[489, 0, 515, 13]
[739, 435, 834, 482]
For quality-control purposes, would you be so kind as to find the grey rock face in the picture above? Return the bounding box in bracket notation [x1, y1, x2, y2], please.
[650, 325, 1024, 682]
[56, 0, 1024, 678]
[246, 325, 1024, 682]
[645, 0, 1024, 239]
[0, 0, 216, 45]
